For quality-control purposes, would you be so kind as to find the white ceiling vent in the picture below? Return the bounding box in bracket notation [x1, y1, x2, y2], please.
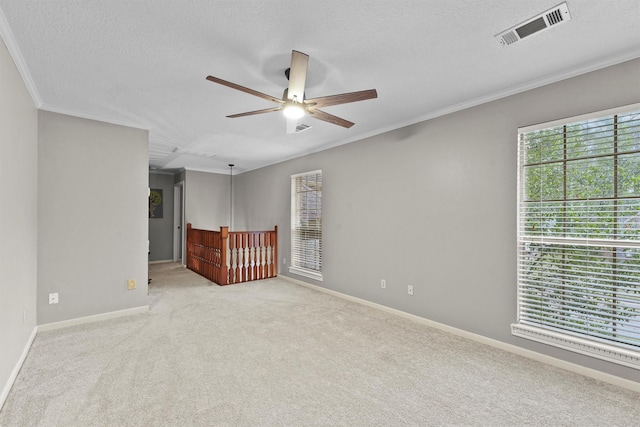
[496, 2, 571, 46]
[295, 123, 312, 133]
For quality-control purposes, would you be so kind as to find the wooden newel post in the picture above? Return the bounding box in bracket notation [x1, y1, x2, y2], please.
[274, 225, 278, 277]
[220, 226, 229, 285]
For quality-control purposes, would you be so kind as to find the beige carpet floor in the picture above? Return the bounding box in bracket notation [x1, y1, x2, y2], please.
[1, 262, 639, 426]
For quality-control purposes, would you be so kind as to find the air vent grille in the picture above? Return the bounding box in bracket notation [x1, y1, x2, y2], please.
[295, 123, 312, 133]
[516, 17, 547, 39]
[495, 2, 571, 46]
[546, 9, 564, 25]
[500, 31, 519, 45]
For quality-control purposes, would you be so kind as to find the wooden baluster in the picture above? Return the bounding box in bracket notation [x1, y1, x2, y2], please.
[259, 233, 265, 279]
[253, 233, 259, 280]
[239, 234, 244, 282]
[246, 233, 252, 282]
[210, 231, 215, 281]
[261, 231, 267, 278]
[252, 233, 259, 280]
[252, 233, 258, 280]
[261, 232, 267, 279]
[202, 234, 207, 275]
[216, 231, 222, 284]
[204, 231, 210, 281]
[220, 226, 229, 285]
[266, 231, 272, 278]
[264, 232, 269, 279]
[211, 230, 215, 282]
[250, 233, 257, 281]
[205, 232, 209, 282]
[214, 232, 218, 282]
[244, 233, 250, 282]
[242, 233, 248, 282]
[229, 231, 234, 285]
[228, 233, 234, 284]
[236, 233, 244, 283]
[263, 232, 268, 279]
[247, 233, 252, 281]
[232, 233, 237, 284]
[233, 233, 240, 283]
[194, 229, 200, 274]
[238, 233, 244, 283]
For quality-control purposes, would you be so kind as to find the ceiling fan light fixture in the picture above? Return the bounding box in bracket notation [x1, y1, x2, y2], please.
[206, 50, 377, 129]
[283, 102, 305, 119]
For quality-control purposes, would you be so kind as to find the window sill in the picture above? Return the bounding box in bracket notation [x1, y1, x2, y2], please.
[511, 323, 640, 369]
[288, 266, 323, 282]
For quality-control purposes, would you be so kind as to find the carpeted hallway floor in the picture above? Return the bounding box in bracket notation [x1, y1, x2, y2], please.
[1, 262, 639, 426]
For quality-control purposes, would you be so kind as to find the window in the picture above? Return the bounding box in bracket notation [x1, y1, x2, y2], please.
[514, 105, 640, 368]
[290, 170, 323, 281]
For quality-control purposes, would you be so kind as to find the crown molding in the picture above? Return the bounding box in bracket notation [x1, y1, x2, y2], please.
[342, 48, 640, 151]
[0, 7, 42, 107]
[39, 104, 149, 132]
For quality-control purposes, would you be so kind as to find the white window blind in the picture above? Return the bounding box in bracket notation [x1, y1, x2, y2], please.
[290, 170, 323, 281]
[514, 105, 640, 368]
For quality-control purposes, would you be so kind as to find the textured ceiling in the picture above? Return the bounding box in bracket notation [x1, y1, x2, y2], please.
[1, 1, 639, 174]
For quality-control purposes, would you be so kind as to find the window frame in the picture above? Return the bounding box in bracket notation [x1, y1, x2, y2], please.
[514, 103, 640, 369]
[289, 170, 323, 281]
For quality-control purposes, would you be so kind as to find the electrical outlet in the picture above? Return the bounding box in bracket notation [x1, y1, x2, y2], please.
[283, 257, 286, 265]
[381, 279, 386, 289]
[128, 280, 136, 290]
[23, 308, 26, 324]
[408, 285, 414, 296]
[49, 293, 58, 304]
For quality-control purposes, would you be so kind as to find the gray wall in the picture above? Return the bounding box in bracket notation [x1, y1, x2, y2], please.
[0, 34, 38, 403]
[234, 58, 640, 382]
[37, 111, 149, 324]
[184, 170, 230, 231]
[149, 172, 175, 262]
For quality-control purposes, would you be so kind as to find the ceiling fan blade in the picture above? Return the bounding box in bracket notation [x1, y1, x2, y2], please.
[307, 109, 354, 128]
[206, 76, 284, 105]
[305, 89, 377, 108]
[227, 106, 282, 118]
[287, 50, 309, 102]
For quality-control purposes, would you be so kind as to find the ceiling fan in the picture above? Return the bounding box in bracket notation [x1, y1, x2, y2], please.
[206, 50, 377, 131]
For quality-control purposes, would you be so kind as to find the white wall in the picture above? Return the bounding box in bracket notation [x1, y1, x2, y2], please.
[37, 111, 149, 324]
[234, 58, 640, 382]
[0, 34, 38, 407]
[184, 170, 230, 231]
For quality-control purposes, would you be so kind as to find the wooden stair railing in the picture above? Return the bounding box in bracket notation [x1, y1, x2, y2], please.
[186, 224, 278, 286]
[228, 228, 278, 284]
[186, 224, 229, 285]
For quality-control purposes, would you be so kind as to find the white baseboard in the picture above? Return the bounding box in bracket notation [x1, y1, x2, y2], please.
[279, 275, 640, 394]
[37, 305, 149, 332]
[1, 326, 37, 411]
[148, 259, 175, 265]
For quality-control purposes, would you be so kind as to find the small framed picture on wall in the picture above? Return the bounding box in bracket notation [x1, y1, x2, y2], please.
[149, 189, 163, 218]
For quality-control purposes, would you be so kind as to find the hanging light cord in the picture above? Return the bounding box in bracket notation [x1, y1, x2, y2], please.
[229, 164, 234, 231]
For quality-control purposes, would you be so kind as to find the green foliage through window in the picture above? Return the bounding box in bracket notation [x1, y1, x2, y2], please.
[518, 109, 640, 350]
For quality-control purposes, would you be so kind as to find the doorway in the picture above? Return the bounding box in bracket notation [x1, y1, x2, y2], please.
[173, 181, 185, 264]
